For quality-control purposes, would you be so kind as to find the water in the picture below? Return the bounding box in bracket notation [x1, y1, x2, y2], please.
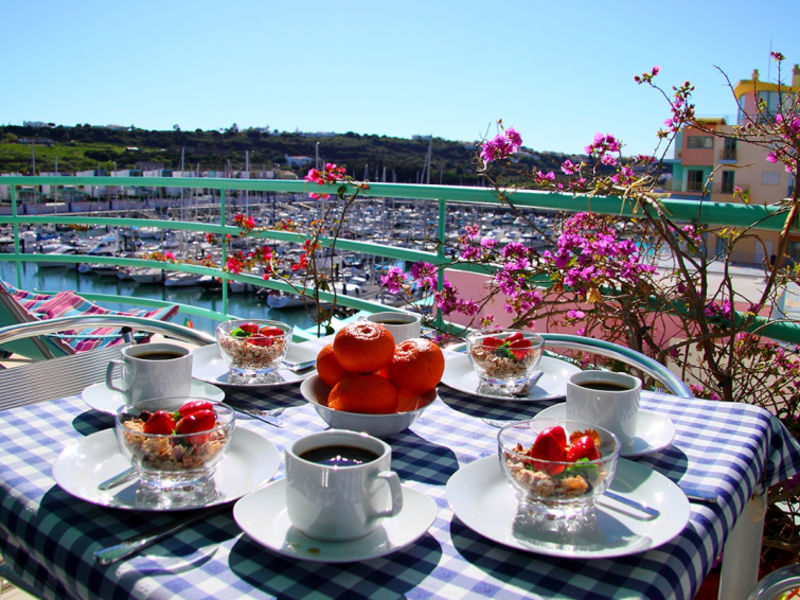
[0, 262, 321, 336]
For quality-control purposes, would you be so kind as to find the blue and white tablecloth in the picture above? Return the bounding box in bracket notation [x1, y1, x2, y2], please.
[0, 377, 799, 600]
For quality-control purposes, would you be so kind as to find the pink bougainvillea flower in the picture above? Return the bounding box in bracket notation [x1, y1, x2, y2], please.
[380, 267, 407, 294]
[480, 126, 523, 164]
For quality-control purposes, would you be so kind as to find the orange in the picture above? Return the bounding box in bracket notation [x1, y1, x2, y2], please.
[386, 338, 445, 395]
[328, 373, 399, 414]
[333, 321, 395, 373]
[396, 391, 425, 412]
[316, 343, 348, 386]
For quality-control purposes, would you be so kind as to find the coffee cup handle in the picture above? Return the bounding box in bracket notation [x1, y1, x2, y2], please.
[105, 360, 127, 393]
[371, 471, 403, 519]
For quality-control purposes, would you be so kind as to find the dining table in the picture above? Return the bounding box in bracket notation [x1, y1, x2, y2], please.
[0, 342, 799, 600]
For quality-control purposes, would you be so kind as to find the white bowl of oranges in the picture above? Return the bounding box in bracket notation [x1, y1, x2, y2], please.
[300, 320, 444, 438]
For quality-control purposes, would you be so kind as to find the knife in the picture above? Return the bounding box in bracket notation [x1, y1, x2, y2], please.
[94, 505, 228, 565]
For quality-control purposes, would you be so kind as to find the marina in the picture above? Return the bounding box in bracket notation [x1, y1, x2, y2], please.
[0, 189, 557, 337]
[0, 261, 322, 335]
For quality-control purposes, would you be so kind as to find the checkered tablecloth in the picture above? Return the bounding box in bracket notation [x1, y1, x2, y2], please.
[1, 377, 799, 599]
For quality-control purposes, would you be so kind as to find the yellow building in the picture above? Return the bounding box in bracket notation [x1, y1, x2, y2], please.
[670, 65, 800, 265]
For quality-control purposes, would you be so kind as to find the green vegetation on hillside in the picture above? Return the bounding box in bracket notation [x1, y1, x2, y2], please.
[0, 124, 571, 184]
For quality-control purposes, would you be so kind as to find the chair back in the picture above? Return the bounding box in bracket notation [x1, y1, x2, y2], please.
[539, 333, 693, 399]
[0, 315, 214, 409]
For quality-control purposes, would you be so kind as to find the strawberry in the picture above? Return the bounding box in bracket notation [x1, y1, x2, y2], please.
[482, 336, 504, 349]
[175, 408, 217, 444]
[505, 332, 525, 344]
[143, 410, 176, 435]
[566, 435, 601, 462]
[527, 426, 567, 475]
[248, 333, 273, 347]
[178, 400, 214, 418]
[238, 322, 260, 335]
[259, 326, 285, 337]
[508, 336, 532, 350]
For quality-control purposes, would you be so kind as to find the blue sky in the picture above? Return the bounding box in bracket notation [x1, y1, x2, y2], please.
[3, 0, 799, 157]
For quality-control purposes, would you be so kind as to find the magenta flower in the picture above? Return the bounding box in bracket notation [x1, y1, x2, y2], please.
[480, 127, 523, 164]
[380, 267, 407, 294]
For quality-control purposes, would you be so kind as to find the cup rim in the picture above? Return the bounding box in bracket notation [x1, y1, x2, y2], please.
[366, 311, 421, 325]
[568, 369, 642, 392]
[121, 342, 191, 360]
[287, 429, 390, 465]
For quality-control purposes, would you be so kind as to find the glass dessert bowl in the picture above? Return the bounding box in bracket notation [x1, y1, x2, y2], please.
[115, 397, 235, 507]
[467, 329, 544, 394]
[216, 319, 292, 382]
[497, 418, 620, 520]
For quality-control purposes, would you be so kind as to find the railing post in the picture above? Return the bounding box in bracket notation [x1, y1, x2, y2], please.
[220, 188, 228, 315]
[434, 197, 446, 328]
[10, 185, 21, 285]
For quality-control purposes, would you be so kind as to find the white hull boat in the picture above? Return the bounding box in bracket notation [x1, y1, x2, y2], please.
[164, 272, 209, 288]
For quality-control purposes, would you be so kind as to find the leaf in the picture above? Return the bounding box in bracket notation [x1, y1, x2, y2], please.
[587, 287, 603, 303]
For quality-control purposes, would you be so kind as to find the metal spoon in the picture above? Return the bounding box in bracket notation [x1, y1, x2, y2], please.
[281, 358, 316, 372]
[601, 490, 660, 519]
[98, 467, 137, 491]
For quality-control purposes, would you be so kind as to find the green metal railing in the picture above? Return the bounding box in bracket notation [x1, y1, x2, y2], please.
[1, 175, 797, 342]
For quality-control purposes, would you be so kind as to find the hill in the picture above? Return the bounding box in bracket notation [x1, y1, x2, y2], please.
[0, 124, 573, 185]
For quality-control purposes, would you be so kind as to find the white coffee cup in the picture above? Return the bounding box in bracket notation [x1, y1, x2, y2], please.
[566, 370, 641, 448]
[285, 429, 404, 541]
[366, 312, 422, 343]
[106, 342, 193, 404]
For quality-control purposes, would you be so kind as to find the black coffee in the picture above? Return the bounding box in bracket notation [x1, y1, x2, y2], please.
[376, 318, 412, 325]
[577, 381, 632, 392]
[300, 445, 380, 467]
[134, 351, 185, 361]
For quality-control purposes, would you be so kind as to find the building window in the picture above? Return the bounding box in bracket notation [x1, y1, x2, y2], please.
[721, 171, 735, 193]
[721, 138, 737, 161]
[762, 171, 781, 185]
[687, 136, 714, 149]
[687, 169, 705, 192]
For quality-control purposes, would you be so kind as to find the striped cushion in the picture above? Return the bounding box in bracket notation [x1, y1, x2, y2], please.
[1, 281, 179, 353]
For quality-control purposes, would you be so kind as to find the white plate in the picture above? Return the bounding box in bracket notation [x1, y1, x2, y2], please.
[441, 354, 580, 401]
[446, 456, 689, 559]
[534, 403, 676, 458]
[82, 379, 225, 415]
[191, 343, 317, 387]
[53, 428, 280, 511]
[234, 479, 437, 563]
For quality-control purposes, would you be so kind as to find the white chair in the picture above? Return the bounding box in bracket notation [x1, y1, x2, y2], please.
[539, 333, 693, 399]
[0, 315, 215, 409]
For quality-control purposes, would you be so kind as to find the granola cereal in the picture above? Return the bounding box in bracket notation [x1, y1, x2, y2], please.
[218, 334, 288, 371]
[470, 344, 541, 381]
[216, 320, 291, 373]
[121, 418, 228, 471]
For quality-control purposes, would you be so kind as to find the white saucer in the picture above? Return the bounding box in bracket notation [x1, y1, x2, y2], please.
[82, 379, 225, 415]
[534, 403, 676, 458]
[446, 456, 689, 559]
[233, 479, 437, 563]
[53, 428, 279, 511]
[191, 343, 316, 388]
[441, 354, 580, 402]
